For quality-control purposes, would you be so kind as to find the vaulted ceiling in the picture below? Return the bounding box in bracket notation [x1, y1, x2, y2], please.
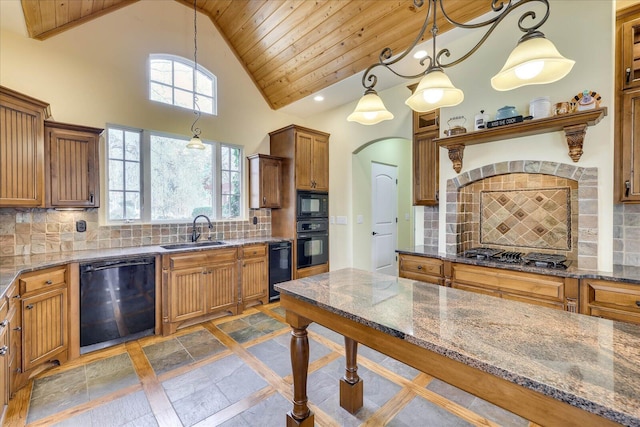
[20, 0, 491, 110]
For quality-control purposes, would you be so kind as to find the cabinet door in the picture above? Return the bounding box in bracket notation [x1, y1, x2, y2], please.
[311, 135, 329, 191]
[295, 131, 313, 190]
[22, 287, 68, 371]
[0, 321, 7, 418]
[622, 16, 640, 90]
[207, 262, 238, 313]
[413, 131, 439, 206]
[620, 88, 640, 201]
[242, 257, 267, 303]
[168, 267, 207, 323]
[261, 157, 282, 207]
[0, 90, 48, 207]
[46, 124, 100, 207]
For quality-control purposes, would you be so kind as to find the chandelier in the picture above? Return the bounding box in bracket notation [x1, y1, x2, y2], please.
[347, 0, 575, 125]
[186, 0, 205, 149]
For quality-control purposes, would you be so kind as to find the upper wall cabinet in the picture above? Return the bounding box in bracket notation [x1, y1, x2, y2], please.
[622, 15, 640, 90]
[247, 154, 282, 209]
[412, 109, 440, 206]
[615, 5, 640, 203]
[0, 86, 51, 207]
[45, 121, 103, 208]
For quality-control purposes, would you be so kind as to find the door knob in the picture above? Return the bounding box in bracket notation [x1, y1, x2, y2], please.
[372, 231, 378, 236]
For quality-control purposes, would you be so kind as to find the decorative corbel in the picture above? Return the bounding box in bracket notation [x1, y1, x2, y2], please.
[447, 144, 465, 173]
[564, 124, 588, 162]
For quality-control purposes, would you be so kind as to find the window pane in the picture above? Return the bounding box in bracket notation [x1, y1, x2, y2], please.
[221, 195, 230, 218]
[150, 82, 173, 104]
[195, 70, 212, 95]
[108, 129, 123, 159]
[125, 192, 140, 219]
[221, 171, 230, 194]
[150, 59, 172, 85]
[228, 195, 240, 218]
[230, 171, 240, 194]
[174, 88, 193, 110]
[150, 134, 213, 220]
[174, 62, 193, 91]
[198, 96, 213, 115]
[109, 191, 124, 220]
[230, 147, 240, 171]
[109, 160, 123, 191]
[125, 161, 140, 191]
[125, 131, 140, 161]
[221, 146, 229, 170]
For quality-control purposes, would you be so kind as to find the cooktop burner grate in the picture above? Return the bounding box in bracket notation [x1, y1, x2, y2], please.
[496, 251, 523, 263]
[522, 253, 570, 269]
[463, 247, 503, 260]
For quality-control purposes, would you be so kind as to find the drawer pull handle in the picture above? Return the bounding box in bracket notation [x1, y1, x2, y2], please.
[417, 265, 423, 270]
[12, 327, 21, 331]
[0, 346, 7, 356]
[0, 320, 7, 328]
[45, 280, 53, 285]
[15, 368, 21, 373]
[12, 295, 20, 299]
[636, 301, 640, 308]
[25, 304, 34, 310]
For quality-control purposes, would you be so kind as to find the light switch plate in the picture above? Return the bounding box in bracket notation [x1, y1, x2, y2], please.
[336, 216, 347, 225]
[330, 216, 335, 224]
[357, 214, 364, 224]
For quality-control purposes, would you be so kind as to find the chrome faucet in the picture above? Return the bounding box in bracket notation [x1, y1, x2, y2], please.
[191, 215, 213, 242]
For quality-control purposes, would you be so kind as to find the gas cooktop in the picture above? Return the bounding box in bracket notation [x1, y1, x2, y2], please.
[462, 247, 571, 269]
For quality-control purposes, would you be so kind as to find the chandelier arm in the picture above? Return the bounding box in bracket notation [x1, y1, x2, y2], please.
[191, 97, 202, 137]
[436, 0, 549, 69]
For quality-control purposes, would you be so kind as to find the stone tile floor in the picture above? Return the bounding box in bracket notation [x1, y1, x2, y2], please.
[19, 304, 529, 426]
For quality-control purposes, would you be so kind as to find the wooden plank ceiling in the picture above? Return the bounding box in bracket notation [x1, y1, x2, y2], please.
[20, 0, 491, 110]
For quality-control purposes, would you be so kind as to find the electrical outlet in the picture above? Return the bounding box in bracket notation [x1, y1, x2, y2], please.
[76, 220, 87, 232]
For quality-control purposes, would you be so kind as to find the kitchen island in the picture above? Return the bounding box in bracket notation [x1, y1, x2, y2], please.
[276, 268, 640, 427]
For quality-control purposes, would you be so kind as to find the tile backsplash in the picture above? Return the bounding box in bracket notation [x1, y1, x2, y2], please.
[0, 208, 271, 256]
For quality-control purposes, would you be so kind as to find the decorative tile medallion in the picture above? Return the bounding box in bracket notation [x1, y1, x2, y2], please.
[480, 188, 571, 250]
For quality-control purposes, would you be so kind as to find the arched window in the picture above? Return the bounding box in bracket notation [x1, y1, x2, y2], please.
[149, 54, 216, 115]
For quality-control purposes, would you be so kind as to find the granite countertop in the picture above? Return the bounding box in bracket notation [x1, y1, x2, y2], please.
[0, 237, 291, 295]
[275, 268, 640, 426]
[397, 245, 640, 284]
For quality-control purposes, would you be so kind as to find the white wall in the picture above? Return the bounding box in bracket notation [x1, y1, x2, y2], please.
[307, 0, 615, 271]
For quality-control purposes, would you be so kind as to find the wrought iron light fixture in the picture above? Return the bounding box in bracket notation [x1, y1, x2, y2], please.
[186, 0, 205, 149]
[347, 0, 575, 125]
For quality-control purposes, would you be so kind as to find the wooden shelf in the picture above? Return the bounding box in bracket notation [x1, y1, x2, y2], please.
[435, 107, 607, 172]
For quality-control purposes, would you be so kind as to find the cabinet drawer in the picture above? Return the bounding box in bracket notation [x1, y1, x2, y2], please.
[242, 244, 267, 259]
[583, 279, 640, 312]
[5, 283, 19, 310]
[452, 264, 564, 302]
[167, 248, 238, 270]
[399, 254, 443, 277]
[18, 266, 66, 294]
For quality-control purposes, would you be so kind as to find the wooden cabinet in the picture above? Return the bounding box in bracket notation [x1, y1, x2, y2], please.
[411, 106, 440, 206]
[296, 263, 329, 279]
[0, 86, 51, 207]
[5, 284, 21, 397]
[398, 254, 444, 285]
[247, 154, 282, 209]
[0, 297, 9, 424]
[580, 278, 640, 325]
[616, 5, 640, 202]
[45, 121, 102, 208]
[451, 263, 566, 310]
[17, 266, 68, 377]
[240, 244, 268, 310]
[162, 248, 238, 335]
[621, 14, 640, 90]
[269, 125, 329, 192]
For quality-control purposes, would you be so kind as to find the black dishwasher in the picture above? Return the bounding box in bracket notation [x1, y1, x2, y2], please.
[79, 257, 155, 354]
[269, 241, 292, 301]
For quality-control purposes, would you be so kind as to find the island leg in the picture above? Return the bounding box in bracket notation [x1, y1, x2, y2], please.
[287, 313, 314, 427]
[340, 336, 363, 413]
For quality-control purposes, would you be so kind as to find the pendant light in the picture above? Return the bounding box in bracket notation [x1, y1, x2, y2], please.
[186, 0, 205, 150]
[348, 0, 575, 124]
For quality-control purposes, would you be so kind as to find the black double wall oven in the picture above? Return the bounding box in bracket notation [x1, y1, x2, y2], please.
[296, 191, 329, 269]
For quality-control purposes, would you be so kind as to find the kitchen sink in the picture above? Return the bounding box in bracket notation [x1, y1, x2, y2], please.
[161, 241, 226, 250]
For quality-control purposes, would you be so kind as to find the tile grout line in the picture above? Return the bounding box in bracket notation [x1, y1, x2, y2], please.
[124, 340, 184, 427]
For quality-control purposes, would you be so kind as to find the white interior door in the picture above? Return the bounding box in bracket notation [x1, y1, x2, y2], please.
[371, 162, 397, 275]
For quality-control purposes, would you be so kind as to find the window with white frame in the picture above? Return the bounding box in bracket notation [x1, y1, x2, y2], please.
[106, 125, 242, 223]
[149, 54, 216, 115]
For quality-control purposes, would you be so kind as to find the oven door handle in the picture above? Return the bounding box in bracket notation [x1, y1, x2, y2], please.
[298, 233, 328, 239]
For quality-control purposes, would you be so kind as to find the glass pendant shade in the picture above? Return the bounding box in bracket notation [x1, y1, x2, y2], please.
[491, 35, 575, 91]
[347, 90, 394, 125]
[186, 135, 205, 150]
[405, 69, 464, 112]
